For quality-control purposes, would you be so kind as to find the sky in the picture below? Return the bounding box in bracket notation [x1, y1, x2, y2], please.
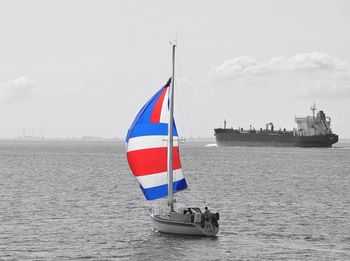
[0, 0, 350, 139]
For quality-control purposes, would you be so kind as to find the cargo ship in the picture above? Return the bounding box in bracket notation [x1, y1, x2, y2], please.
[214, 104, 338, 148]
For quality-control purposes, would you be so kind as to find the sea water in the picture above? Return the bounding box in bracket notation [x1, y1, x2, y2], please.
[0, 140, 349, 260]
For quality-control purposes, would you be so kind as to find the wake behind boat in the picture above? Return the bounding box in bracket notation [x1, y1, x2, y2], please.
[125, 43, 219, 236]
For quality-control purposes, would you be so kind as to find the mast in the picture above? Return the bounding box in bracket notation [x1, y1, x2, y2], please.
[167, 43, 176, 212]
[311, 102, 316, 118]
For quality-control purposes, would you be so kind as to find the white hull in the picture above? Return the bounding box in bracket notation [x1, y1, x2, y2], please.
[149, 210, 219, 236]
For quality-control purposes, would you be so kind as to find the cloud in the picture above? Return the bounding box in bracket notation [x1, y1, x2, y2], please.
[209, 52, 350, 99]
[209, 52, 349, 80]
[0, 77, 40, 104]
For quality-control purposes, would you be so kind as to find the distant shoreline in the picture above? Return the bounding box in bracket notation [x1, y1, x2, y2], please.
[0, 137, 349, 143]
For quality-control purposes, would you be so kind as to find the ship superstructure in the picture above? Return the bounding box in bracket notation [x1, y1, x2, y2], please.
[294, 104, 333, 137]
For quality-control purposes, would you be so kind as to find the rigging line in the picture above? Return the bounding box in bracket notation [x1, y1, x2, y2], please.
[177, 81, 186, 139]
[176, 45, 192, 140]
[168, 41, 188, 180]
[178, 50, 192, 138]
[180, 80, 193, 139]
[173, 44, 185, 139]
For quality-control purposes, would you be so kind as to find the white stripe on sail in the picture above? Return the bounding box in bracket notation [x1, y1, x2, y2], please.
[127, 135, 179, 152]
[159, 87, 169, 123]
[136, 169, 184, 189]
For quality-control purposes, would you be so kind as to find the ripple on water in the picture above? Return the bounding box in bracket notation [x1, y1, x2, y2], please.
[0, 140, 349, 260]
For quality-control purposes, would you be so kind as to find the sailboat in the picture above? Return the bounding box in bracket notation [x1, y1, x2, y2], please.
[126, 43, 219, 236]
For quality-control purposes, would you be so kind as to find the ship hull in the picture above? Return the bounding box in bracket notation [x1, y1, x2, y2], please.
[214, 129, 338, 148]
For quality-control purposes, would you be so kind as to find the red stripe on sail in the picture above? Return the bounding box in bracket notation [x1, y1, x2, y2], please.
[127, 146, 181, 176]
[150, 87, 167, 123]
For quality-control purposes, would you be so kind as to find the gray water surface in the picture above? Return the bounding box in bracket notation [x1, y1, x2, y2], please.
[0, 140, 349, 260]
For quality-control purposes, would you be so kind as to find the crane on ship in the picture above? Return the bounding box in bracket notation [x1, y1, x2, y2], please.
[266, 122, 274, 132]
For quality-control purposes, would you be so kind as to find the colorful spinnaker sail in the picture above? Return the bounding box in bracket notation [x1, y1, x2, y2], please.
[126, 79, 188, 200]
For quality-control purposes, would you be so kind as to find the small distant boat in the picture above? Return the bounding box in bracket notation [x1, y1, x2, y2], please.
[179, 137, 187, 143]
[125, 43, 219, 236]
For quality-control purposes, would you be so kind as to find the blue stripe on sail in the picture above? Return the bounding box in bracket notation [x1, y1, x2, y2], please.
[126, 90, 163, 142]
[140, 178, 188, 200]
[137, 90, 163, 125]
[126, 81, 170, 142]
[127, 123, 178, 140]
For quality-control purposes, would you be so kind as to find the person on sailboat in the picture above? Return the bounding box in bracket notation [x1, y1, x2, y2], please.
[185, 208, 194, 222]
[201, 207, 210, 227]
[187, 208, 193, 215]
[204, 207, 210, 221]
